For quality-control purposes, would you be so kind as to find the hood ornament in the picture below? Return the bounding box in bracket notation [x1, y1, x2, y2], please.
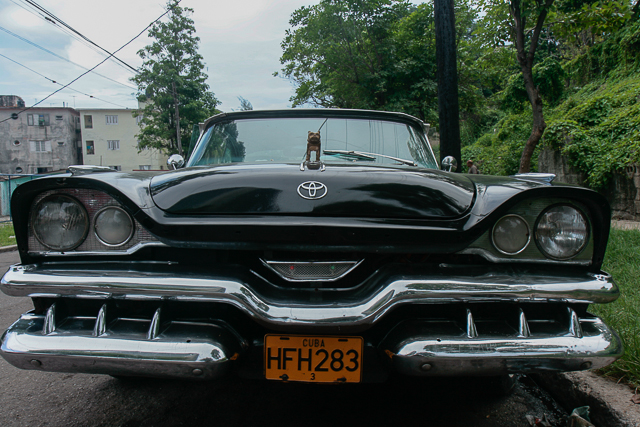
[297, 181, 328, 200]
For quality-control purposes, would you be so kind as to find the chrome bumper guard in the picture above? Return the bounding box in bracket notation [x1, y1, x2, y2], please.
[382, 309, 623, 376]
[1, 309, 241, 380]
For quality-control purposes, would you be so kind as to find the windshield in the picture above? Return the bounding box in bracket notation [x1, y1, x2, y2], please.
[187, 117, 437, 168]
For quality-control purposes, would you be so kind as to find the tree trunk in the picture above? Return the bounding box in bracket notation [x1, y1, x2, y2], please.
[510, 0, 554, 174]
[519, 65, 545, 173]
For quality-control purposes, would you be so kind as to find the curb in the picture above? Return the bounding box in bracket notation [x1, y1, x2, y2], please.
[0, 245, 17, 253]
[534, 372, 640, 427]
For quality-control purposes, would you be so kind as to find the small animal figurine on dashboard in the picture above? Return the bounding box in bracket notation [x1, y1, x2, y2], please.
[306, 131, 321, 163]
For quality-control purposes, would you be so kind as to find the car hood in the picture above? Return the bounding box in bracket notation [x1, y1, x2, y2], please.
[149, 164, 475, 219]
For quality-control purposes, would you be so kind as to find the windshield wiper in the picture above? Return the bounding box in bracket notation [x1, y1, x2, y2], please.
[323, 150, 417, 166]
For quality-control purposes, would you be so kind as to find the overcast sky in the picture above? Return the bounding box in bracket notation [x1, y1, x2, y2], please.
[0, 0, 421, 113]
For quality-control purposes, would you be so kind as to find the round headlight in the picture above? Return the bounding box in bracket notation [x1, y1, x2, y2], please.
[94, 206, 134, 246]
[492, 215, 530, 255]
[535, 205, 589, 260]
[33, 195, 89, 251]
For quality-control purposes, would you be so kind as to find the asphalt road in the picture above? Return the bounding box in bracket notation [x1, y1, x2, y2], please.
[0, 250, 569, 427]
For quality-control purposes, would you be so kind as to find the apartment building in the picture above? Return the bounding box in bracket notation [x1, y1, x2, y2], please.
[79, 108, 168, 171]
[0, 96, 81, 175]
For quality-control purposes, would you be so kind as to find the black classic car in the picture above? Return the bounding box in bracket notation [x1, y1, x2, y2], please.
[0, 109, 623, 384]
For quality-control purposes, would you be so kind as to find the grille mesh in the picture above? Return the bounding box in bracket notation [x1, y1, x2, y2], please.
[265, 261, 359, 281]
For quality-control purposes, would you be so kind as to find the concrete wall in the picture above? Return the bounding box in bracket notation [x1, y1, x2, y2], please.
[538, 148, 640, 220]
[0, 107, 81, 174]
[78, 109, 168, 171]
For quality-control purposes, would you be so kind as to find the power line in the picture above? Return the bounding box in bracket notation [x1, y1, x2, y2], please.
[6, 0, 132, 74]
[0, 1, 180, 124]
[0, 25, 137, 90]
[0, 52, 130, 109]
[22, 0, 138, 73]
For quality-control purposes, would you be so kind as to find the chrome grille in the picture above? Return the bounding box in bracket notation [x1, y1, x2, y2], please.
[262, 260, 362, 282]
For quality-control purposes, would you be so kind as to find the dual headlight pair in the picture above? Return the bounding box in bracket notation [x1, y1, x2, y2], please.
[492, 204, 589, 260]
[32, 194, 133, 251]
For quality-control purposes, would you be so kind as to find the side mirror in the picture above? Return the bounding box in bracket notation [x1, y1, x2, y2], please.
[441, 156, 457, 172]
[168, 154, 185, 170]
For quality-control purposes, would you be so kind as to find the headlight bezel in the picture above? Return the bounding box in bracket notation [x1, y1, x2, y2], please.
[93, 206, 135, 247]
[491, 214, 531, 255]
[31, 194, 90, 251]
[27, 188, 159, 255]
[534, 203, 590, 260]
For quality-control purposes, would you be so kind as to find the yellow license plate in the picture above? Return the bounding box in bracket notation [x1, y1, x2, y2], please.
[264, 335, 363, 383]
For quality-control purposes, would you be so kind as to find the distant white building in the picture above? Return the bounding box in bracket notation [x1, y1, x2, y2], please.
[78, 108, 168, 171]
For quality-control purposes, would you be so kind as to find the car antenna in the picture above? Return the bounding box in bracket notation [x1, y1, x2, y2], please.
[317, 118, 328, 133]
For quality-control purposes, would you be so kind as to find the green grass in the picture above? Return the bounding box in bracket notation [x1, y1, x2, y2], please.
[0, 223, 15, 247]
[591, 228, 640, 388]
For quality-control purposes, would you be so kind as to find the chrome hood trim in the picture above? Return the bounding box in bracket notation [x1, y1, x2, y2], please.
[2, 265, 618, 328]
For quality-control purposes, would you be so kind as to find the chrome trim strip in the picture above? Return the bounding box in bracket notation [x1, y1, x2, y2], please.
[512, 173, 556, 184]
[29, 241, 168, 257]
[1, 265, 619, 328]
[458, 247, 591, 266]
[67, 165, 116, 175]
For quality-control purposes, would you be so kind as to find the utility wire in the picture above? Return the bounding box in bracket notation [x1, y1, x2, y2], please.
[7, 0, 133, 74]
[22, 0, 138, 73]
[0, 52, 129, 108]
[0, 25, 137, 90]
[0, 1, 180, 124]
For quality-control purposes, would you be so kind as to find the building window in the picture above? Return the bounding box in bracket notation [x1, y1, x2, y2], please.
[38, 114, 50, 126]
[106, 115, 118, 125]
[86, 140, 95, 155]
[109, 165, 122, 171]
[30, 141, 51, 152]
[57, 141, 65, 146]
[55, 115, 63, 121]
[27, 114, 34, 126]
[37, 167, 50, 174]
[107, 140, 120, 150]
[15, 167, 23, 174]
[84, 115, 93, 128]
[12, 140, 21, 146]
[139, 165, 151, 170]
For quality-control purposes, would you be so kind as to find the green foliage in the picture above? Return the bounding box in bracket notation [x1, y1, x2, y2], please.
[277, 0, 483, 127]
[132, 0, 219, 155]
[0, 223, 15, 247]
[542, 74, 640, 189]
[592, 228, 640, 389]
[462, 112, 537, 175]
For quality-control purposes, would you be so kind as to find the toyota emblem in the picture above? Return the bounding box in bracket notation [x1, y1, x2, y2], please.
[297, 181, 328, 200]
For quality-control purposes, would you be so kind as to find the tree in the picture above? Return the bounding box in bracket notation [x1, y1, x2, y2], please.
[277, 0, 412, 110]
[277, 0, 481, 127]
[237, 96, 253, 111]
[132, 0, 219, 156]
[478, 0, 556, 173]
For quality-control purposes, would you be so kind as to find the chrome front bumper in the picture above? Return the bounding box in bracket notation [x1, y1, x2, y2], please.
[1, 264, 619, 328]
[0, 264, 624, 380]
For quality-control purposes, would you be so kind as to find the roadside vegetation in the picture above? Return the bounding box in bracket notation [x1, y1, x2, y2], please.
[594, 228, 640, 388]
[0, 223, 15, 247]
